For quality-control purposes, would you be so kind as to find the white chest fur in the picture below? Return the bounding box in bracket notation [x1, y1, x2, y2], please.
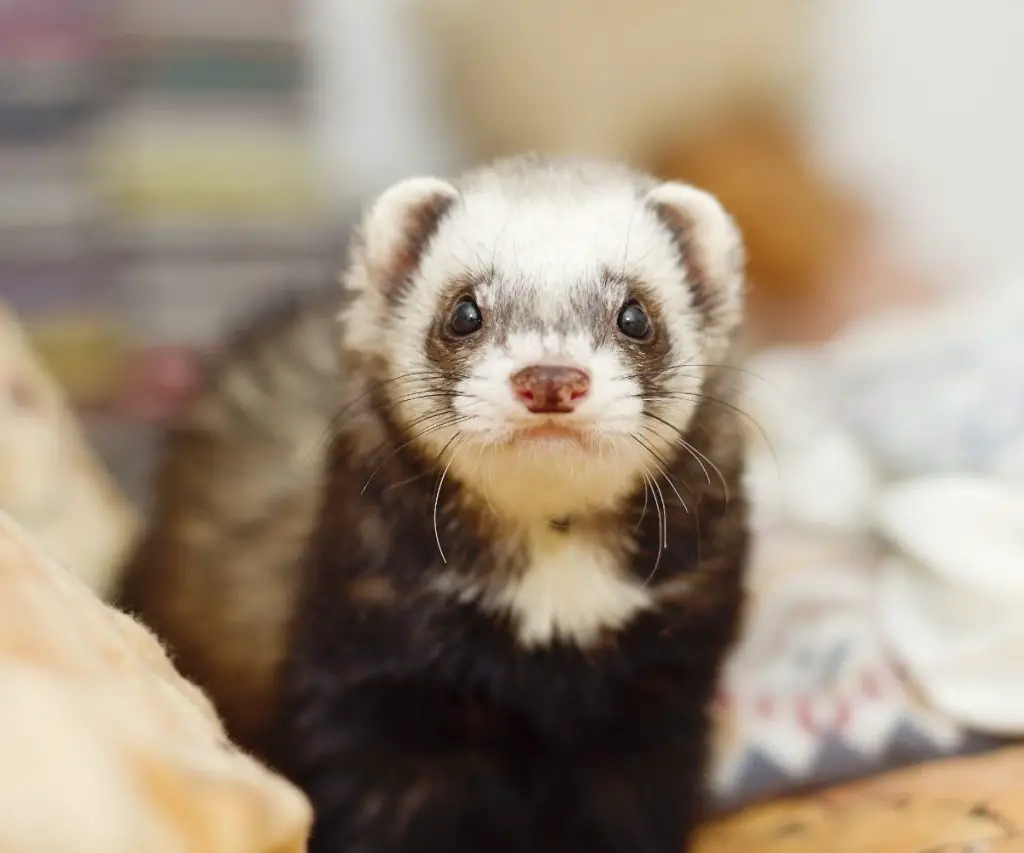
[492, 527, 654, 648]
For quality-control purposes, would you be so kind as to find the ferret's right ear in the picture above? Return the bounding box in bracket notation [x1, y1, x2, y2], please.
[354, 177, 459, 299]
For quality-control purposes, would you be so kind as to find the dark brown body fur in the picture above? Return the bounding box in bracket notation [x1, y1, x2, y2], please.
[116, 288, 344, 752]
[267, 366, 748, 853]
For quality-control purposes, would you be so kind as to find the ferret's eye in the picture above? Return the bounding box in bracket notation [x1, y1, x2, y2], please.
[447, 297, 483, 337]
[616, 301, 653, 341]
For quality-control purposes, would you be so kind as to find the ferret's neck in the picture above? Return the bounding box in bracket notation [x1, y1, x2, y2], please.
[469, 471, 641, 533]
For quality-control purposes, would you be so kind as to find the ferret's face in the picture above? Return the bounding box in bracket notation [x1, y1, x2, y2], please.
[343, 163, 744, 521]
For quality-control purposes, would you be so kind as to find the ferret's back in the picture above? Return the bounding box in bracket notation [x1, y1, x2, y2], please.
[115, 287, 344, 753]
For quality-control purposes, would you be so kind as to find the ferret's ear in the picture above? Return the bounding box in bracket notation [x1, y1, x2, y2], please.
[355, 176, 459, 299]
[645, 182, 746, 332]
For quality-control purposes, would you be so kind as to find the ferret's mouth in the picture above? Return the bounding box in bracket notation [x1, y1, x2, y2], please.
[507, 421, 588, 445]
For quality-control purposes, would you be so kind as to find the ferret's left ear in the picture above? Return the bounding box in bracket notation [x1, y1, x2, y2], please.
[646, 182, 746, 331]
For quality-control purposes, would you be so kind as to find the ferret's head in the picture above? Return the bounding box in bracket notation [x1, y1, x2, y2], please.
[341, 157, 745, 522]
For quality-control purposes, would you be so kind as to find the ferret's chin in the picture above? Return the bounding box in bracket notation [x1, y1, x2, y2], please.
[511, 424, 587, 447]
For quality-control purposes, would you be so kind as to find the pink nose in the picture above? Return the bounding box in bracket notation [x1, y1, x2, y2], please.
[510, 364, 590, 414]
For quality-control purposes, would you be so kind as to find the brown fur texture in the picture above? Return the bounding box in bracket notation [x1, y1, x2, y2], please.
[116, 288, 345, 752]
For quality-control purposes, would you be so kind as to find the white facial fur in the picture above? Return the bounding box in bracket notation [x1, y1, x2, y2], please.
[342, 160, 744, 526]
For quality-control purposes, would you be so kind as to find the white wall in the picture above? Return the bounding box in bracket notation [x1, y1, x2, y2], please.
[308, 0, 1024, 289]
[808, 0, 1024, 289]
[304, 0, 462, 211]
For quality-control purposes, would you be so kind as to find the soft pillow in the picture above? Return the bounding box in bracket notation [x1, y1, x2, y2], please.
[0, 509, 311, 853]
[0, 302, 139, 598]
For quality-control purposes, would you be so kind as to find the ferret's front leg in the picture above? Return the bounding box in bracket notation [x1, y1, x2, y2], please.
[270, 672, 701, 853]
[268, 671, 531, 853]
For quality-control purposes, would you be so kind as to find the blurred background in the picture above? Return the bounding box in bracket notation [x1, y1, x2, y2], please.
[1, 0, 1022, 494]
[3, 0, 1024, 811]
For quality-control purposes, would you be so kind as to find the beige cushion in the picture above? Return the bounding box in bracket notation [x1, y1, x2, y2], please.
[0, 302, 138, 599]
[0, 509, 311, 853]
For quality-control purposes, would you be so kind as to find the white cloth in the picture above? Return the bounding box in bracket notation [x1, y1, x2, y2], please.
[708, 348, 965, 805]
[740, 278, 1024, 737]
[742, 347, 879, 535]
[824, 278, 1024, 480]
[876, 477, 1024, 735]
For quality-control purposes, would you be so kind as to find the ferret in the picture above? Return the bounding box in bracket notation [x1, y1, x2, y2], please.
[120, 154, 750, 853]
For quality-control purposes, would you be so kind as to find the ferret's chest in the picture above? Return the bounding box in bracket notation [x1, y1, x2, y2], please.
[412, 568, 687, 750]
[324, 513, 711, 747]
[502, 528, 653, 648]
[441, 523, 655, 651]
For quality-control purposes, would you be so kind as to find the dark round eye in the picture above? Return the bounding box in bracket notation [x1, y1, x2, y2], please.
[616, 301, 653, 341]
[447, 297, 483, 337]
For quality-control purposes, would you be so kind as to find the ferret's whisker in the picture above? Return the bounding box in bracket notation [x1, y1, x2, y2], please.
[360, 416, 469, 494]
[432, 439, 464, 564]
[631, 433, 690, 513]
[311, 371, 451, 456]
[640, 411, 720, 494]
[650, 390, 770, 446]
[613, 361, 776, 391]
[634, 472, 650, 532]
[639, 469, 665, 586]
[383, 428, 467, 494]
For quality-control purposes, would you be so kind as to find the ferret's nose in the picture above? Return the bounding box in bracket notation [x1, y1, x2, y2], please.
[510, 364, 590, 414]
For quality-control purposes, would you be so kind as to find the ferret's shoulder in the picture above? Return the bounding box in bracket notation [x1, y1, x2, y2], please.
[210, 286, 344, 380]
[180, 285, 346, 438]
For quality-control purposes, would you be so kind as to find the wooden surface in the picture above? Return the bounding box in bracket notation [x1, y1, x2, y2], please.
[694, 747, 1024, 852]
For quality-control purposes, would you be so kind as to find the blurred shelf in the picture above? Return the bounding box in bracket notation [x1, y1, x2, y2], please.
[0, 138, 96, 180]
[0, 0, 331, 367]
[0, 0, 104, 141]
[0, 226, 106, 269]
[0, 179, 98, 228]
[111, 254, 335, 346]
[106, 216, 337, 259]
[106, 46, 305, 95]
[0, 264, 106, 312]
[110, 0, 303, 45]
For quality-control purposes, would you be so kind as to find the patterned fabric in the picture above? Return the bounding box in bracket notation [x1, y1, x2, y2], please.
[709, 526, 997, 810]
[696, 745, 1024, 853]
[707, 329, 1009, 811]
